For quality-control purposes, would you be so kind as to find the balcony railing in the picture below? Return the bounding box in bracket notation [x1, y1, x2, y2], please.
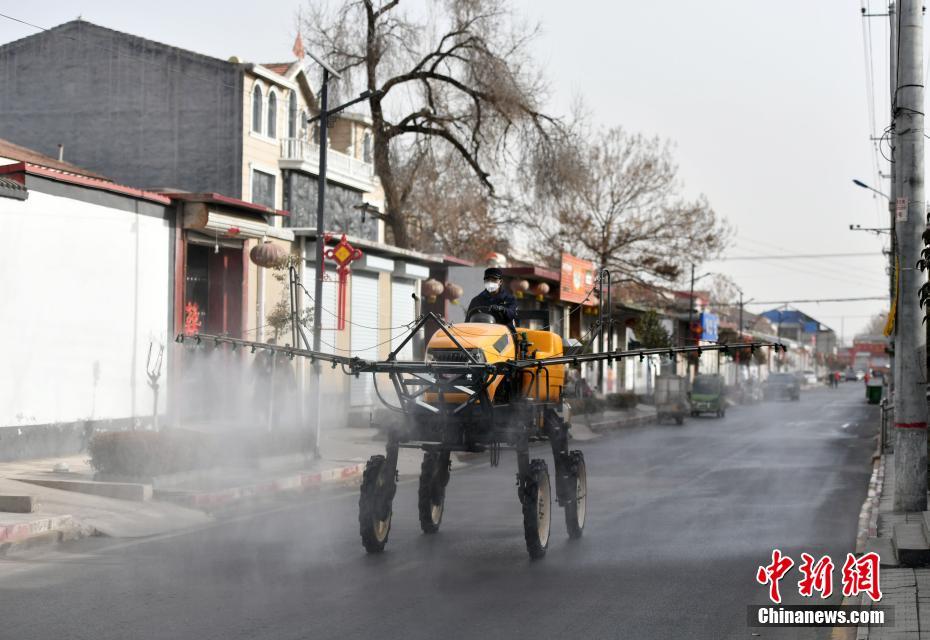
[280, 138, 375, 185]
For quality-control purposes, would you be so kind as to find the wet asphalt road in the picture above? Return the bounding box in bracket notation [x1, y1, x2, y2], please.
[0, 384, 878, 640]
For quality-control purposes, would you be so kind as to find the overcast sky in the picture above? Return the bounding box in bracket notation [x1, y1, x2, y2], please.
[0, 1, 906, 340]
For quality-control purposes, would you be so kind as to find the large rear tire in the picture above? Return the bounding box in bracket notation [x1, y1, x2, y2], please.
[521, 459, 551, 560]
[564, 451, 587, 540]
[418, 451, 450, 534]
[359, 454, 394, 553]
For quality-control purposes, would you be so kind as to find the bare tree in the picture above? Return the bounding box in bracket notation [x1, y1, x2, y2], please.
[863, 312, 889, 336]
[301, 0, 554, 249]
[525, 125, 731, 283]
[708, 274, 741, 307]
[396, 144, 510, 259]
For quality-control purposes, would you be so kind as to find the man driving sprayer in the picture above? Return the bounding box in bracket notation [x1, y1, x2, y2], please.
[465, 267, 518, 330]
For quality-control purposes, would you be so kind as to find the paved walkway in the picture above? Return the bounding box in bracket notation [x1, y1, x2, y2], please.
[858, 455, 930, 639]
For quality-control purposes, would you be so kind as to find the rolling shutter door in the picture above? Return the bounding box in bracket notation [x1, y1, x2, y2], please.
[304, 265, 339, 332]
[350, 272, 380, 406]
[391, 278, 416, 360]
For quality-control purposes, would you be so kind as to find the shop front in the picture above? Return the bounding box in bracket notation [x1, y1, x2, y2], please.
[168, 193, 289, 426]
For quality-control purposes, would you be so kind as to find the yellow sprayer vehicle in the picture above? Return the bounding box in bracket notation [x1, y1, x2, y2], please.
[180, 269, 783, 559]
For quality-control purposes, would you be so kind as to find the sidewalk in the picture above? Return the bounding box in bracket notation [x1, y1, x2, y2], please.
[0, 404, 655, 549]
[857, 453, 930, 639]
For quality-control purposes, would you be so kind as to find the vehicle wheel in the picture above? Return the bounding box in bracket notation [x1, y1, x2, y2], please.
[675, 416, 684, 425]
[691, 411, 698, 417]
[720, 407, 726, 418]
[359, 454, 394, 553]
[521, 459, 551, 559]
[418, 451, 450, 534]
[564, 451, 587, 540]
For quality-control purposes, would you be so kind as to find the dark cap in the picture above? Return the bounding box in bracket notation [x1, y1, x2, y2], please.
[483, 267, 503, 280]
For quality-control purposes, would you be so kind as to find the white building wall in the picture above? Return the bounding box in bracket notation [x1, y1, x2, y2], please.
[0, 190, 171, 426]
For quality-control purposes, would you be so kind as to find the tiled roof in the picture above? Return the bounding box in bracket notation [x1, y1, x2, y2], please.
[0, 163, 171, 205]
[262, 62, 293, 76]
[0, 138, 110, 180]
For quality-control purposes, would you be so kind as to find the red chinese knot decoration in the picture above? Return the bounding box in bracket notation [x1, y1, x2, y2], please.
[323, 234, 363, 331]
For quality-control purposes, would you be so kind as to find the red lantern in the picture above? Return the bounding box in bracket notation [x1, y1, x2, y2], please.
[422, 279, 444, 303]
[510, 279, 530, 299]
[444, 282, 464, 304]
[532, 282, 550, 300]
[250, 240, 288, 268]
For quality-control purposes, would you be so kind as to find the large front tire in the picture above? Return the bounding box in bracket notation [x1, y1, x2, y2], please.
[521, 459, 551, 560]
[359, 455, 394, 553]
[418, 451, 450, 534]
[564, 451, 587, 540]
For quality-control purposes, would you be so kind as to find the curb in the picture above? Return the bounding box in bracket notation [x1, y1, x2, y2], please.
[855, 455, 883, 554]
[153, 461, 367, 511]
[586, 413, 657, 432]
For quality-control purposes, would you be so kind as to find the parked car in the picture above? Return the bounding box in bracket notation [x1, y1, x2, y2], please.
[763, 372, 801, 401]
[801, 370, 818, 386]
[690, 374, 727, 418]
[845, 368, 857, 381]
[855, 370, 865, 381]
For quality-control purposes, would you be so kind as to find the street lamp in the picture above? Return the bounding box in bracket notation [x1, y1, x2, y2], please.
[852, 178, 891, 201]
[849, 223, 892, 235]
[303, 53, 383, 457]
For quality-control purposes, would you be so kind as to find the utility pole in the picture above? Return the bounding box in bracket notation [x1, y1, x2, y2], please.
[688, 264, 696, 376]
[888, 1, 897, 399]
[309, 65, 334, 459]
[738, 289, 744, 370]
[892, 0, 927, 512]
[302, 53, 376, 457]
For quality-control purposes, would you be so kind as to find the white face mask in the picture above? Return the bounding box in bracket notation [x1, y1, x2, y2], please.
[485, 281, 500, 293]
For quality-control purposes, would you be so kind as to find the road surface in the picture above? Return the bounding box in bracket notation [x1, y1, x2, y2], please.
[0, 384, 878, 639]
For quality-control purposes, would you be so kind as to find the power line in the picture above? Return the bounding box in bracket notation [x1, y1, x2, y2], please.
[732, 237, 888, 287]
[715, 252, 882, 261]
[743, 296, 887, 305]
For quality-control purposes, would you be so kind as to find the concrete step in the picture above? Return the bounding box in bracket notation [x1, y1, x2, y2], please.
[893, 522, 930, 567]
[864, 536, 899, 567]
[17, 478, 151, 502]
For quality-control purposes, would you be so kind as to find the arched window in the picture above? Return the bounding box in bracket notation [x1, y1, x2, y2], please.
[299, 109, 308, 137]
[312, 123, 320, 145]
[288, 91, 298, 138]
[267, 90, 277, 139]
[251, 84, 263, 133]
[362, 132, 372, 162]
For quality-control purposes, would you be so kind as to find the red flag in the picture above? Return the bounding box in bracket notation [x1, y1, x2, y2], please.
[292, 34, 305, 59]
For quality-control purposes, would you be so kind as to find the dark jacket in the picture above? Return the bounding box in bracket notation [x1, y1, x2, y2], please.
[466, 289, 518, 328]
